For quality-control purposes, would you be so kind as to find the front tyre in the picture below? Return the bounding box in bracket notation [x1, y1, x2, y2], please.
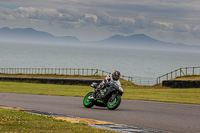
[83, 92, 94, 108]
[107, 95, 121, 110]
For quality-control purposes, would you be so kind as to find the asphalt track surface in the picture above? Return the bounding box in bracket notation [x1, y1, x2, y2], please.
[0, 93, 200, 133]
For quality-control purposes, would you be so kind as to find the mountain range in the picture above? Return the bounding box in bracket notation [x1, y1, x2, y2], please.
[0, 27, 80, 44]
[0, 27, 199, 52]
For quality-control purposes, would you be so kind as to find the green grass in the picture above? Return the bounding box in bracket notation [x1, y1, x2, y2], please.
[0, 81, 200, 104]
[0, 108, 115, 133]
[176, 74, 200, 78]
[0, 81, 90, 97]
[124, 87, 200, 104]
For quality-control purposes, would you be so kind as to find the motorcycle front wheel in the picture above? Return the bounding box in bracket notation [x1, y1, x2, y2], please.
[107, 95, 121, 110]
[83, 92, 94, 108]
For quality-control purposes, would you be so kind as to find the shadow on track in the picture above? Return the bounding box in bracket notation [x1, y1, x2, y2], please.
[81, 106, 133, 112]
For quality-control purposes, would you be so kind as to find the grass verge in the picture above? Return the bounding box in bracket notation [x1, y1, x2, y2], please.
[0, 81, 200, 104]
[0, 108, 115, 133]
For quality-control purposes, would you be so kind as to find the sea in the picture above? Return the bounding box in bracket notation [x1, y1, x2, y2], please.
[0, 42, 200, 85]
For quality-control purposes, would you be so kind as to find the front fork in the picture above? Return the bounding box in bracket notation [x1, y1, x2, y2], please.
[110, 93, 117, 102]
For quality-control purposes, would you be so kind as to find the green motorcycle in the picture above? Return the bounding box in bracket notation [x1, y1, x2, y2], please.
[83, 81, 123, 110]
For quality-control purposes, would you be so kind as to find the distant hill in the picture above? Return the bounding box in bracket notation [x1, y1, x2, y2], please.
[94, 34, 200, 52]
[102, 34, 162, 44]
[0, 27, 80, 45]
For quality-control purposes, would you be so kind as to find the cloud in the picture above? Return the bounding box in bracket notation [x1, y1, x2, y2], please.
[82, 12, 170, 34]
[191, 25, 200, 38]
[1, 6, 197, 35]
[0, 7, 84, 22]
[0, 0, 200, 44]
[172, 24, 191, 33]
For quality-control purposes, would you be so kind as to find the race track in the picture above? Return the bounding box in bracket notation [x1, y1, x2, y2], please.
[0, 93, 200, 133]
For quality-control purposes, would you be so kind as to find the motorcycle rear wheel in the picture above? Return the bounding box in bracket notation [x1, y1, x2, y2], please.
[83, 92, 94, 108]
[107, 95, 121, 110]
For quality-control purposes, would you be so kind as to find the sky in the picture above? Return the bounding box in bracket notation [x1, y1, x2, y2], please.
[0, 0, 200, 45]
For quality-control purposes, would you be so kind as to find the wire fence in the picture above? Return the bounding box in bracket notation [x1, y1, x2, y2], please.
[157, 67, 200, 84]
[0, 68, 157, 86]
[130, 77, 157, 86]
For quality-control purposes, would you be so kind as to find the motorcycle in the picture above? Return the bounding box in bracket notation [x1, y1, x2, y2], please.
[83, 81, 123, 110]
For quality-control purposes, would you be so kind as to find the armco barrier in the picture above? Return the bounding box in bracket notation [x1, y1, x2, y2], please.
[0, 77, 102, 85]
[162, 80, 200, 88]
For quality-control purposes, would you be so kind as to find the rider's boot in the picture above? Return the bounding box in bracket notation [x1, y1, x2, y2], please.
[93, 91, 97, 100]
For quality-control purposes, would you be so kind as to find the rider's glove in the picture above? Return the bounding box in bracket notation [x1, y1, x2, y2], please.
[97, 84, 104, 89]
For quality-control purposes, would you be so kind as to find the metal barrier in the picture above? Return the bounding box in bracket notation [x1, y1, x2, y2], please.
[0, 68, 157, 86]
[130, 77, 157, 86]
[157, 67, 200, 84]
[0, 68, 101, 76]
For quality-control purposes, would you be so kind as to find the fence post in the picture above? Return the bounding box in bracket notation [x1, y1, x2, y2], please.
[96, 69, 98, 75]
[180, 68, 185, 76]
[180, 68, 182, 77]
[102, 71, 104, 76]
[171, 72, 172, 79]
[175, 70, 177, 78]
[193, 67, 194, 75]
[186, 67, 187, 75]
[157, 78, 160, 84]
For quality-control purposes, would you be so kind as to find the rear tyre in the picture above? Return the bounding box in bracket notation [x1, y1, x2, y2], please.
[83, 92, 94, 108]
[107, 95, 121, 110]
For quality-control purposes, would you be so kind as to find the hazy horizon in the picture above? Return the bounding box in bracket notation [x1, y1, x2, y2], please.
[1, 26, 200, 53]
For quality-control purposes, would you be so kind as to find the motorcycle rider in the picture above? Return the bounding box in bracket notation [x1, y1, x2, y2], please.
[95, 70, 122, 99]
